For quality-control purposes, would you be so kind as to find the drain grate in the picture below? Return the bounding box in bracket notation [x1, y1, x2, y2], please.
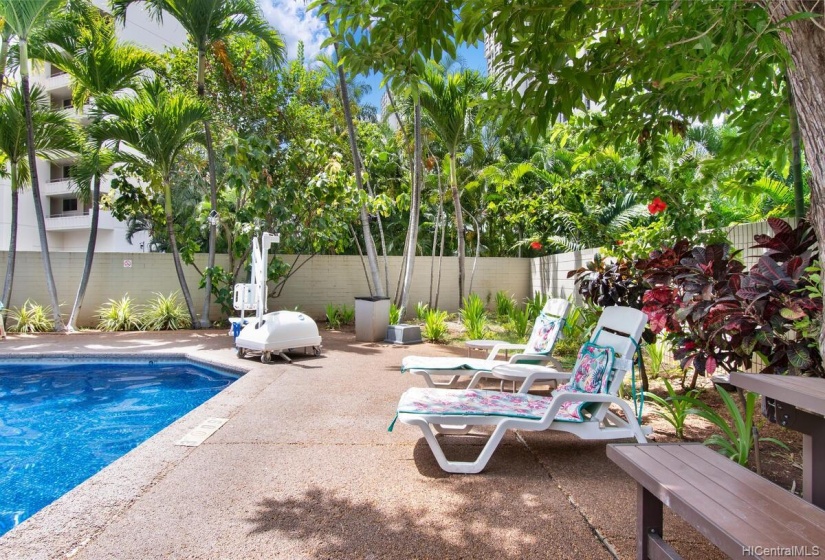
[175, 417, 228, 447]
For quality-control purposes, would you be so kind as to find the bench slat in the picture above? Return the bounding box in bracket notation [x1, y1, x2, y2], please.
[608, 444, 825, 558]
[665, 444, 825, 544]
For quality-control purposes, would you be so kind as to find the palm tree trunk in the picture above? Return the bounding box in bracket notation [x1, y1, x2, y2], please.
[2, 169, 19, 307]
[330, 31, 383, 297]
[468, 212, 481, 295]
[787, 75, 805, 221]
[20, 41, 64, 330]
[0, 36, 8, 95]
[399, 102, 423, 312]
[164, 182, 197, 324]
[67, 173, 101, 331]
[198, 49, 215, 329]
[429, 154, 443, 307]
[449, 151, 466, 307]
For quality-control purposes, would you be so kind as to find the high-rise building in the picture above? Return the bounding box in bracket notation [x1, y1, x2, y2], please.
[0, 2, 186, 253]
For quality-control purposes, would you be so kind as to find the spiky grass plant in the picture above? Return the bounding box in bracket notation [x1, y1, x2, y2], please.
[97, 295, 143, 331]
[141, 292, 191, 331]
[460, 293, 488, 340]
[9, 299, 55, 333]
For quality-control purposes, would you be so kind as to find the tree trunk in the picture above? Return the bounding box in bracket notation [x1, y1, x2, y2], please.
[468, 212, 481, 295]
[768, 1, 825, 359]
[20, 41, 64, 331]
[449, 152, 466, 307]
[786, 75, 805, 221]
[429, 157, 442, 307]
[330, 32, 383, 297]
[2, 170, 19, 307]
[164, 183, 198, 324]
[0, 37, 8, 95]
[67, 173, 102, 331]
[399, 102, 423, 313]
[199, 48, 215, 329]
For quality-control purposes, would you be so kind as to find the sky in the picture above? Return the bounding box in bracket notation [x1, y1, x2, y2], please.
[259, 0, 487, 114]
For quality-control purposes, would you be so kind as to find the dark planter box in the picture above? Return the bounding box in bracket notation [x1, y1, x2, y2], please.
[385, 324, 422, 345]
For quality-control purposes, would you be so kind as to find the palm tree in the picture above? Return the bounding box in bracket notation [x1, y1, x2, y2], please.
[112, 0, 285, 328]
[418, 64, 486, 306]
[36, 1, 161, 331]
[0, 85, 76, 308]
[0, 0, 65, 330]
[0, 16, 11, 94]
[90, 78, 209, 324]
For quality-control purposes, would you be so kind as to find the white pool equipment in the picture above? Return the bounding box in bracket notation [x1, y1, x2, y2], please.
[233, 232, 322, 363]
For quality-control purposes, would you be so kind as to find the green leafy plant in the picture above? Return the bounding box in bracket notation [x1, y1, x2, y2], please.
[389, 303, 404, 325]
[563, 300, 600, 346]
[495, 290, 515, 320]
[141, 292, 191, 331]
[325, 303, 341, 330]
[525, 291, 548, 321]
[338, 304, 355, 326]
[460, 293, 488, 340]
[507, 306, 531, 341]
[422, 308, 450, 343]
[9, 300, 55, 333]
[643, 379, 696, 439]
[415, 302, 429, 321]
[97, 295, 143, 332]
[645, 336, 669, 378]
[685, 386, 788, 466]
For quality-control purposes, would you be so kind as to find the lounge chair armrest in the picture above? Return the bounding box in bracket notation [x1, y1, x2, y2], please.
[485, 343, 527, 360]
[508, 354, 562, 369]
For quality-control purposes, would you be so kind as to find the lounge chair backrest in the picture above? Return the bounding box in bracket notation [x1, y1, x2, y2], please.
[524, 298, 570, 355]
[584, 306, 647, 422]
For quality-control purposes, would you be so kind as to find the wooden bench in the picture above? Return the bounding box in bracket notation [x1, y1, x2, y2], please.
[607, 443, 825, 560]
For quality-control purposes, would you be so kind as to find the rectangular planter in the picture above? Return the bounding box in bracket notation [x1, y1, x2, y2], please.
[354, 296, 391, 342]
[384, 324, 422, 345]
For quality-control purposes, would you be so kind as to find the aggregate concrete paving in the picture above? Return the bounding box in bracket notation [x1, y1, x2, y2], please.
[0, 329, 726, 559]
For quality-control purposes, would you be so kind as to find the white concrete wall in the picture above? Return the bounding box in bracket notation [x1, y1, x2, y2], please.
[0, 253, 532, 327]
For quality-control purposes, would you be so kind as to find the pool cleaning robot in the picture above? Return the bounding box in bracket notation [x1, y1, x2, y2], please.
[233, 232, 322, 363]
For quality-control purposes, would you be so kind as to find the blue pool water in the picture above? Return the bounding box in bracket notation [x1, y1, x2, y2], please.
[0, 360, 238, 536]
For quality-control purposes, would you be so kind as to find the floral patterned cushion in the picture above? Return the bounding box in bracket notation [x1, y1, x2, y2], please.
[526, 315, 563, 355]
[568, 343, 615, 394]
[549, 343, 616, 422]
[397, 387, 585, 423]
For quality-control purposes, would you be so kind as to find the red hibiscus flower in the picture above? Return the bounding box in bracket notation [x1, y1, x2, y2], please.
[647, 197, 667, 214]
[530, 241, 542, 250]
[615, 240, 624, 246]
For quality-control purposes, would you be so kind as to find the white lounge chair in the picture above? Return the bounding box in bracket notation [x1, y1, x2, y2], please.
[400, 298, 570, 389]
[392, 306, 648, 474]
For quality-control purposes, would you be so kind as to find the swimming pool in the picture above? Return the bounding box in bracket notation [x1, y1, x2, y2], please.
[0, 359, 239, 536]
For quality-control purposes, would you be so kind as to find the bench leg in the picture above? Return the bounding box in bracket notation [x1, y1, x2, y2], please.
[638, 485, 663, 560]
[638, 485, 682, 560]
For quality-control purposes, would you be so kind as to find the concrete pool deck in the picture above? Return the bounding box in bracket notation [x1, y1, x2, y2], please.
[0, 330, 725, 559]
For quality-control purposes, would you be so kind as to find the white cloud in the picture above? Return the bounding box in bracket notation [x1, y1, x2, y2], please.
[259, 0, 330, 62]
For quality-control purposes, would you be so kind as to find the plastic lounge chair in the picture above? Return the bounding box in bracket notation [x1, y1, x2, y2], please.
[400, 298, 570, 389]
[489, 305, 644, 394]
[392, 306, 648, 474]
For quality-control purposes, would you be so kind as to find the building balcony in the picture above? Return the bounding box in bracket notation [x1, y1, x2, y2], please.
[45, 211, 117, 232]
[40, 73, 71, 96]
[44, 178, 74, 196]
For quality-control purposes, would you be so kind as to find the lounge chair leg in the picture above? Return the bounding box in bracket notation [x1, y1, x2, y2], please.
[424, 374, 463, 388]
[411, 420, 510, 474]
[432, 424, 473, 435]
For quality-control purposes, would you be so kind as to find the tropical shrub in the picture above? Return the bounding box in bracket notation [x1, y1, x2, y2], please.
[389, 303, 404, 326]
[97, 295, 143, 332]
[338, 304, 355, 326]
[141, 292, 191, 331]
[495, 290, 515, 320]
[643, 379, 696, 439]
[422, 308, 450, 343]
[525, 292, 548, 321]
[415, 302, 429, 321]
[506, 306, 531, 341]
[460, 293, 488, 340]
[325, 303, 341, 330]
[645, 336, 669, 378]
[9, 300, 55, 333]
[684, 386, 787, 466]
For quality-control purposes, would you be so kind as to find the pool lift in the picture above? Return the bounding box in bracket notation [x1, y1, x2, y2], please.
[233, 232, 322, 364]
